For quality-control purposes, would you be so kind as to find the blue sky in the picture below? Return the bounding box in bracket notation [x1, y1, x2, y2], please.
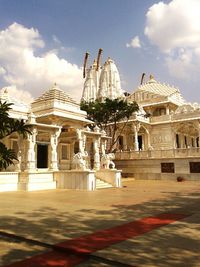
[0, 0, 199, 103]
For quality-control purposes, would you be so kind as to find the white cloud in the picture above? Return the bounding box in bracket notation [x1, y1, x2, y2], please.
[0, 23, 83, 102]
[144, 0, 200, 80]
[126, 36, 141, 48]
[0, 85, 34, 104]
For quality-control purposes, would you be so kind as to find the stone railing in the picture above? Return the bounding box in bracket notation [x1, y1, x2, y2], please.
[172, 111, 200, 121]
[150, 114, 171, 123]
[148, 112, 200, 124]
[115, 147, 200, 160]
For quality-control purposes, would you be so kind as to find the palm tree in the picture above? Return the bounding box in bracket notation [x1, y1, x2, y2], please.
[0, 100, 31, 170]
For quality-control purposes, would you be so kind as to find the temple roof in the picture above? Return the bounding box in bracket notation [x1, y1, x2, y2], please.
[128, 75, 186, 106]
[137, 76, 179, 97]
[32, 83, 78, 106]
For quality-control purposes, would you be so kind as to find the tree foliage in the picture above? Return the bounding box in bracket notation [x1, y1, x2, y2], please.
[0, 100, 31, 170]
[80, 98, 139, 152]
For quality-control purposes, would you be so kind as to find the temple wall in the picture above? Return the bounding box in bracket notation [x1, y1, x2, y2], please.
[150, 124, 174, 150]
[115, 158, 200, 181]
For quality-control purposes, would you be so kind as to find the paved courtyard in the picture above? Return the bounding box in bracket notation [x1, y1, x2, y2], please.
[0, 179, 200, 267]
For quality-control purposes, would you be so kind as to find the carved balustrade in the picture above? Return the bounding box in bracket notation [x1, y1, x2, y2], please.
[115, 147, 200, 160]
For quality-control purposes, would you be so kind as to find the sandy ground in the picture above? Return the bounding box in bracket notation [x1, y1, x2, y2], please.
[0, 179, 200, 266]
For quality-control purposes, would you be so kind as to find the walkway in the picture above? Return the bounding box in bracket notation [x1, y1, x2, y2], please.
[0, 180, 200, 266]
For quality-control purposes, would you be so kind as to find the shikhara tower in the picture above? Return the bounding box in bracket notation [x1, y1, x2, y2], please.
[81, 51, 124, 102]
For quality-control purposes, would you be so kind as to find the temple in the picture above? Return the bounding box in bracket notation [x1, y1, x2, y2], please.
[0, 83, 121, 192]
[82, 57, 200, 181]
[1, 55, 200, 192]
[82, 57, 124, 102]
[114, 75, 200, 180]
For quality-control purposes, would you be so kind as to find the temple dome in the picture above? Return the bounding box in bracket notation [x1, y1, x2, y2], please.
[129, 75, 186, 106]
[138, 75, 178, 96]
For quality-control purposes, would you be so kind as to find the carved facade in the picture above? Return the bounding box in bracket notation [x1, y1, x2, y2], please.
[0, 84, 121, 191]
[114, 75, 200, 154]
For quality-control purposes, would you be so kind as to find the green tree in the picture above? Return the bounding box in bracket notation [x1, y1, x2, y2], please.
[80, 98, 139, 152]
[0, 101, 31, 170]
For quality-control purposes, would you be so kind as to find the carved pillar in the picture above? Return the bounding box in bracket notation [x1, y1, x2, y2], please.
[166, 105, 170, 115]
[133, 125, 139, 151]
[15, 134, 23, 171]
[194, 121, 200, 147]
[101, 139, 107, 156]
[50, 128, 61, 171]
[76, 129, 84, 154]
[26, 128, 37, 171]
[178, 134, 182, 148]
[145, 126, 151, 150]
[94, 137, 101, 170]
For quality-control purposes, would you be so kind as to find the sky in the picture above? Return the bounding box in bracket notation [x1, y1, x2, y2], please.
[0, 0, 200, 104]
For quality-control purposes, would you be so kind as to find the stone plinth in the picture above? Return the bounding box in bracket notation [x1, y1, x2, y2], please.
[54, 170, 95, 191]
[18, 171, 56, 191]
[0, 172, 19, 192]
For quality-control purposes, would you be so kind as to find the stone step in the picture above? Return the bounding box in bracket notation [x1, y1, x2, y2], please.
[95, 178, 112, 189]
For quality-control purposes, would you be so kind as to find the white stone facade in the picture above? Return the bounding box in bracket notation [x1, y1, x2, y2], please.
[0, 84, 121, 191]
[113, 75, 200, 180]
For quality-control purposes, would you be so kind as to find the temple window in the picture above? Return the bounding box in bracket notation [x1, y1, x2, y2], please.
[153, 107, 166, 116]
[61, 144, 69, 160]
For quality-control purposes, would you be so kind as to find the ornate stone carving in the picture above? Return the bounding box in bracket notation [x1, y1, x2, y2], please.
[72, 151, 88, 170]
[101, 153, 115, 169]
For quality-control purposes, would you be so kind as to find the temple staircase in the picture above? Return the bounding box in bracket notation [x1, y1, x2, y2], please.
[95, 178, 113, 190]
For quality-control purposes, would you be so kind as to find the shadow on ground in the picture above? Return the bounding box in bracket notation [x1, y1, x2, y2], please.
[0, 182, 200, 266]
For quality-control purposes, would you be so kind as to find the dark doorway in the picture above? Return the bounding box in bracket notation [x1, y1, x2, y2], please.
[176, 134, 180, 148]
[90, 142, 94, 169]
[74, 141, 79, 154]
[118, 136, 123, 150]
[37, 144, 48, 168]
[138, 135, 143, 150]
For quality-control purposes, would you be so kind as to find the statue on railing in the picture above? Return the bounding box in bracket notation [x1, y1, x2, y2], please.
[72, 151, 88, 170]
[101, 153, 115, 169]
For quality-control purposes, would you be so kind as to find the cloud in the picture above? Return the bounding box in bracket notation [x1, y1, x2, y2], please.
[144, 0, 200, 80]
[126, 36, 141, 48]
[0, 85, 34, 104]
[0, 23, 83, 103]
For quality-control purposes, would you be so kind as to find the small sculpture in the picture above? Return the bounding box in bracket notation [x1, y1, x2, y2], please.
[72, 151, 88, 170]
[101, 153, 115, 169]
